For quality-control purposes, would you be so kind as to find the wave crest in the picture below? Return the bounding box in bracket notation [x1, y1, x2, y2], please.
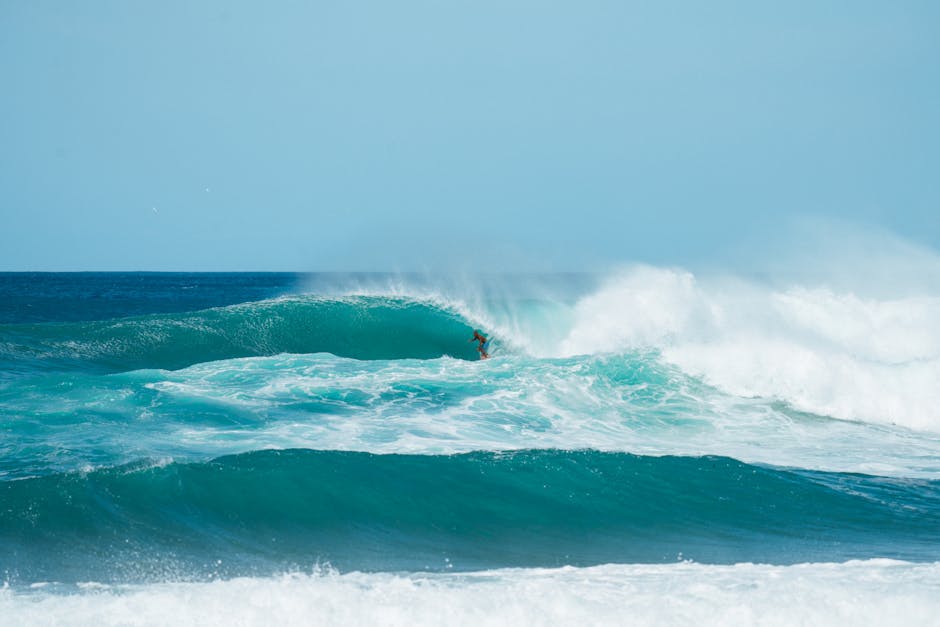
[551, 267, 940, 431]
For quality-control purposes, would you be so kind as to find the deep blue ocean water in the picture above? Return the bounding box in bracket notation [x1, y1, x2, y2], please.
[2, 271, 939, 624]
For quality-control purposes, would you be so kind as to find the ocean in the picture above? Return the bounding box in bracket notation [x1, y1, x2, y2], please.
[1, 270, 939, 625]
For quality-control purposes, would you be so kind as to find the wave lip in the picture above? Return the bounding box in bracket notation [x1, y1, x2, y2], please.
[2, 449, 939, 585]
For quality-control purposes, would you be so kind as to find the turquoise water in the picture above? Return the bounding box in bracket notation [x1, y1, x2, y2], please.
[4, 448, 939, 585]
[2, 272, 940, 621]
[0, 296, 480, 375]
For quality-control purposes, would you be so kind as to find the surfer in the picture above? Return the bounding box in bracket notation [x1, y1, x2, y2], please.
[469, 330, 491, 360]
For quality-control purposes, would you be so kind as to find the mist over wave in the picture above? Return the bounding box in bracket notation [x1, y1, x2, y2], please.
[551, 266, 940, 431]
[315, 258, 940, 433]
[7, 255, 938, 437]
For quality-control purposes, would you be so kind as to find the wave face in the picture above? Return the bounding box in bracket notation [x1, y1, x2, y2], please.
[0, 295, 480, 374]
[3, 449, 939, 584]
[2, 270, 940, 617]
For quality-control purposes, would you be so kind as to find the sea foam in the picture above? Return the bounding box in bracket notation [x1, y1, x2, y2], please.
[553, 266, 940, 432]
[2, 560, 938, 627]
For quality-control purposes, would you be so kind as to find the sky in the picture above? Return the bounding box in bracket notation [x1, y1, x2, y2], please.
[1, 1, 938, 271]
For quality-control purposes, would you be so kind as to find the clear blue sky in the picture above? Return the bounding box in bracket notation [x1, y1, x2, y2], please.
[1, 1, 938, 271]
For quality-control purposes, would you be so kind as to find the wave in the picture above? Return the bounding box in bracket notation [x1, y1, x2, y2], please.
[2, 449, 938, 584]
[310, 266, 940, 432]
[0, 296, 484, 373]
[524, 266, 940, 432]
[4, 266, 940, 433]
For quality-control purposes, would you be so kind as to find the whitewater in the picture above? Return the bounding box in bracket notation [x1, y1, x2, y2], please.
[1, 268, 939, 625]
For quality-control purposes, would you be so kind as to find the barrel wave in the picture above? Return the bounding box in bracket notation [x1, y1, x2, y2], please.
[3, 449, 939, 584]
[0, 296, 481, 374]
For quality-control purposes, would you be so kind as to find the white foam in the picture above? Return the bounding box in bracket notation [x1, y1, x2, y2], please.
[124, 351, 940, 478]
[3, 560, 939, 627]
[556, 266, 940, 432]
[310, 259, 940, 433]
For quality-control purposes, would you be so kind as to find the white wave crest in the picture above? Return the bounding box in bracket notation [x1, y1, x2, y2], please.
[556, 266, 940, 431]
